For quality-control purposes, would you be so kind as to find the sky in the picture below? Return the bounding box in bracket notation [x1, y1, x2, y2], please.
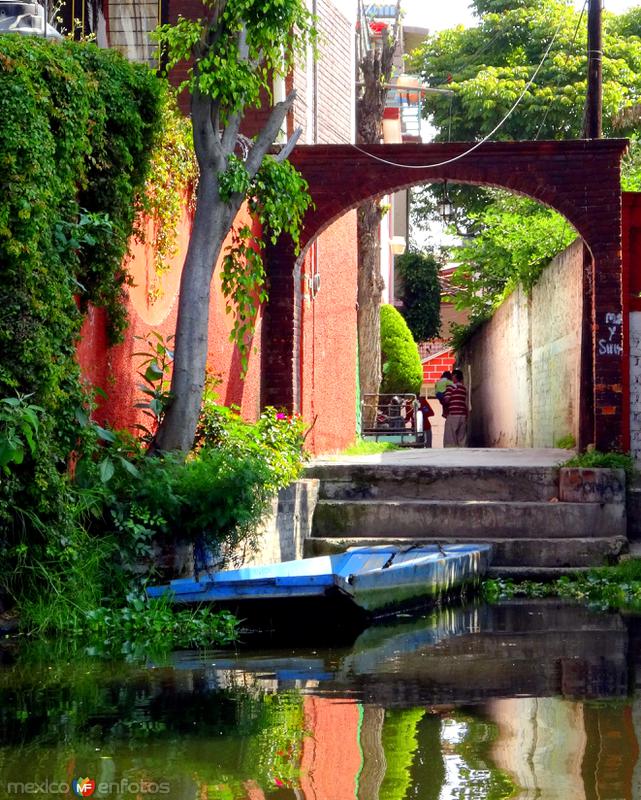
[402, 0, 641, 31]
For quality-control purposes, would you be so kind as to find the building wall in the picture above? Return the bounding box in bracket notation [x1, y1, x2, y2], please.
[104, 1, 160, 65]
[76, 203, 264, 434]
[624, 192, 641, 465]
[295, 0, 359, 452]
[77, 200, 358, 457]
[422, 349, 455, 391]
[78, 0, 359, 455]
[299, 213, 359, 453]
[459, 239, 584, 448]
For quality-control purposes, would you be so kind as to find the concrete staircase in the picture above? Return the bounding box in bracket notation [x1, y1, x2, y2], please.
[303, 462, 628, 577]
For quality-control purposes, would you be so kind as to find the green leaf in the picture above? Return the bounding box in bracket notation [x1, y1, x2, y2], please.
[95, 425, 117, 443]
[98, 457, 115, 483]
[117, 456, 140, 478]
[144, 362, 164, 383]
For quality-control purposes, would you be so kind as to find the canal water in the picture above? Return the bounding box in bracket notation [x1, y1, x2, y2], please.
[1, 599, 640, 799]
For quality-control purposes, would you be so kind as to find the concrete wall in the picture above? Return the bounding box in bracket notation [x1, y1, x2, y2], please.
[460, 239, 584, 448]
[153, 479, 319, 577]
[243, 479, 320, 567]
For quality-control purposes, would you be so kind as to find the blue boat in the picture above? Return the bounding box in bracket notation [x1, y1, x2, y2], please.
[146, 544, 492, 622]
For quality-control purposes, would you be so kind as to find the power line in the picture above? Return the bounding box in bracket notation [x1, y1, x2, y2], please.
[350, 16, 565, 171]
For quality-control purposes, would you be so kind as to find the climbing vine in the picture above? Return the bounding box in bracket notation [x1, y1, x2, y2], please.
[0, 35, 162, 544]
[219, 155, 312, 372]
[136, 95, 198, 302]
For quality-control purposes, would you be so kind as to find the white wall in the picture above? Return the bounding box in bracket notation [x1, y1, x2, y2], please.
[460, 240, 584, 448]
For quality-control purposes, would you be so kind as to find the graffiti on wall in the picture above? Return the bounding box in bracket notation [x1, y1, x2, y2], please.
[599, 312, 623, 356]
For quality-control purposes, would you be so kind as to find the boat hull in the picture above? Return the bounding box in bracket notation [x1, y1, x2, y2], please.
[146, 544, 492, 620]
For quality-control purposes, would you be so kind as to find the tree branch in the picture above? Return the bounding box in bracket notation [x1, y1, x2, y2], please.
[221, 110, 242, 155]
[245, 90, 297, 177]
[274, 126, 303, 162]
[191, 86, 218, 167]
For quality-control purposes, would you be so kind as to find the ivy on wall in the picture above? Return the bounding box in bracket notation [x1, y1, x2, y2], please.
[136, 95, 198, 302]
[0, 35, 163, 537]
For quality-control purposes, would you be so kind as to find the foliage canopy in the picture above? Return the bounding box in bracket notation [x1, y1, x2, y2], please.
[409, 0, 641, 320]
[411, 0, 641, 142]
[396, 250, 442, 343]
[448, 193, 577, 319]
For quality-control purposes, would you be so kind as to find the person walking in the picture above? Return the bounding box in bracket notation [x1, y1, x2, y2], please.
[443, 369, 468, 447]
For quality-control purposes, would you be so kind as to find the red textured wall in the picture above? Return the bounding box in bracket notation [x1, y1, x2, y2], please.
[422, 350, 455, 385]
[621, 192, 641, 451]
[77, 202, 264, 433]
[299, 213, 359, 453]
[76, 200, 358, 455]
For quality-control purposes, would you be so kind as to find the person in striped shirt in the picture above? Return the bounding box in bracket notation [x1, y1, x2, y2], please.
[443, 369, 468, 447]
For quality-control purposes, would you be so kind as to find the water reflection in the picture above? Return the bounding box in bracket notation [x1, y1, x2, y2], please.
[0, 600, 640, 799]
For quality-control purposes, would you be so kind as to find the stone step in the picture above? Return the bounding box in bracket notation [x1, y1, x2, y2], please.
[304, 536, 628, 568]
[304, 464, 560, 502]
[311, 499, 626, 540]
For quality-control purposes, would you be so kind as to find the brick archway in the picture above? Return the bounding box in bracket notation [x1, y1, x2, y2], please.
[264, 139, 628, 451]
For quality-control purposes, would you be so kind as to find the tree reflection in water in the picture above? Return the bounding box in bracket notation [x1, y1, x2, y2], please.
[1, 600, 640, 799]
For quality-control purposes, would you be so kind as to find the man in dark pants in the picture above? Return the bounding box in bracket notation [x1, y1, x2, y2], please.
[443, 369, 468, 447]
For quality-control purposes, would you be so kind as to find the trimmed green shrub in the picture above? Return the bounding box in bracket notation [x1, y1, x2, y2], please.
[380, 304, 423, 394]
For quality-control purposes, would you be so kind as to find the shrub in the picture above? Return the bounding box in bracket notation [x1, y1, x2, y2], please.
[101, 404, 308, 570]
[380, 305, 423, 394]
[195, 403, 307, 493]
[0, 36, 163, 552]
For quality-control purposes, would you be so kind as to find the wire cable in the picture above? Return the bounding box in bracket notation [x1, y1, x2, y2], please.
[350, 16, 565, 170]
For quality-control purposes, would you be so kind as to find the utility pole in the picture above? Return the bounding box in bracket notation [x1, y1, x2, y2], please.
[584, 0, 603, 138]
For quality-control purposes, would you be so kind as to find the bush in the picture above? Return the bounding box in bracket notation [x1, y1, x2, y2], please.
[380, 305, 423, 394]
[101, 404, 308, 569]
[0, 35, 163, 560]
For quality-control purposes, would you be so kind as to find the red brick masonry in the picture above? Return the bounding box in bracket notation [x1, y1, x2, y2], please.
[267, 139, 627, 450]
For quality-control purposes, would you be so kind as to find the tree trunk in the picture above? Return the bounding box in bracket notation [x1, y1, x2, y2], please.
[154, 171, 235, 453]
[358, 200, 386, 428]
[356, 13, 398, 426]
[153, 82, 296, 454]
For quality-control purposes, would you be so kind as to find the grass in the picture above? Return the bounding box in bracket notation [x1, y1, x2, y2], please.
[341, 438, 402, 456]
[563, 450, 636, 480]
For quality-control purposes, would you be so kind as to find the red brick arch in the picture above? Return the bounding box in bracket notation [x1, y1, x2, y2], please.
[264, 139, 628, 451]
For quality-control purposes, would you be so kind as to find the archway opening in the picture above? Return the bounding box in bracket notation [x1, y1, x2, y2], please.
[264, 141, 626, 454]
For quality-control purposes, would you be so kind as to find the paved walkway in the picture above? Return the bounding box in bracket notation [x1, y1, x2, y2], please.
[312, 448, 574, 468]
